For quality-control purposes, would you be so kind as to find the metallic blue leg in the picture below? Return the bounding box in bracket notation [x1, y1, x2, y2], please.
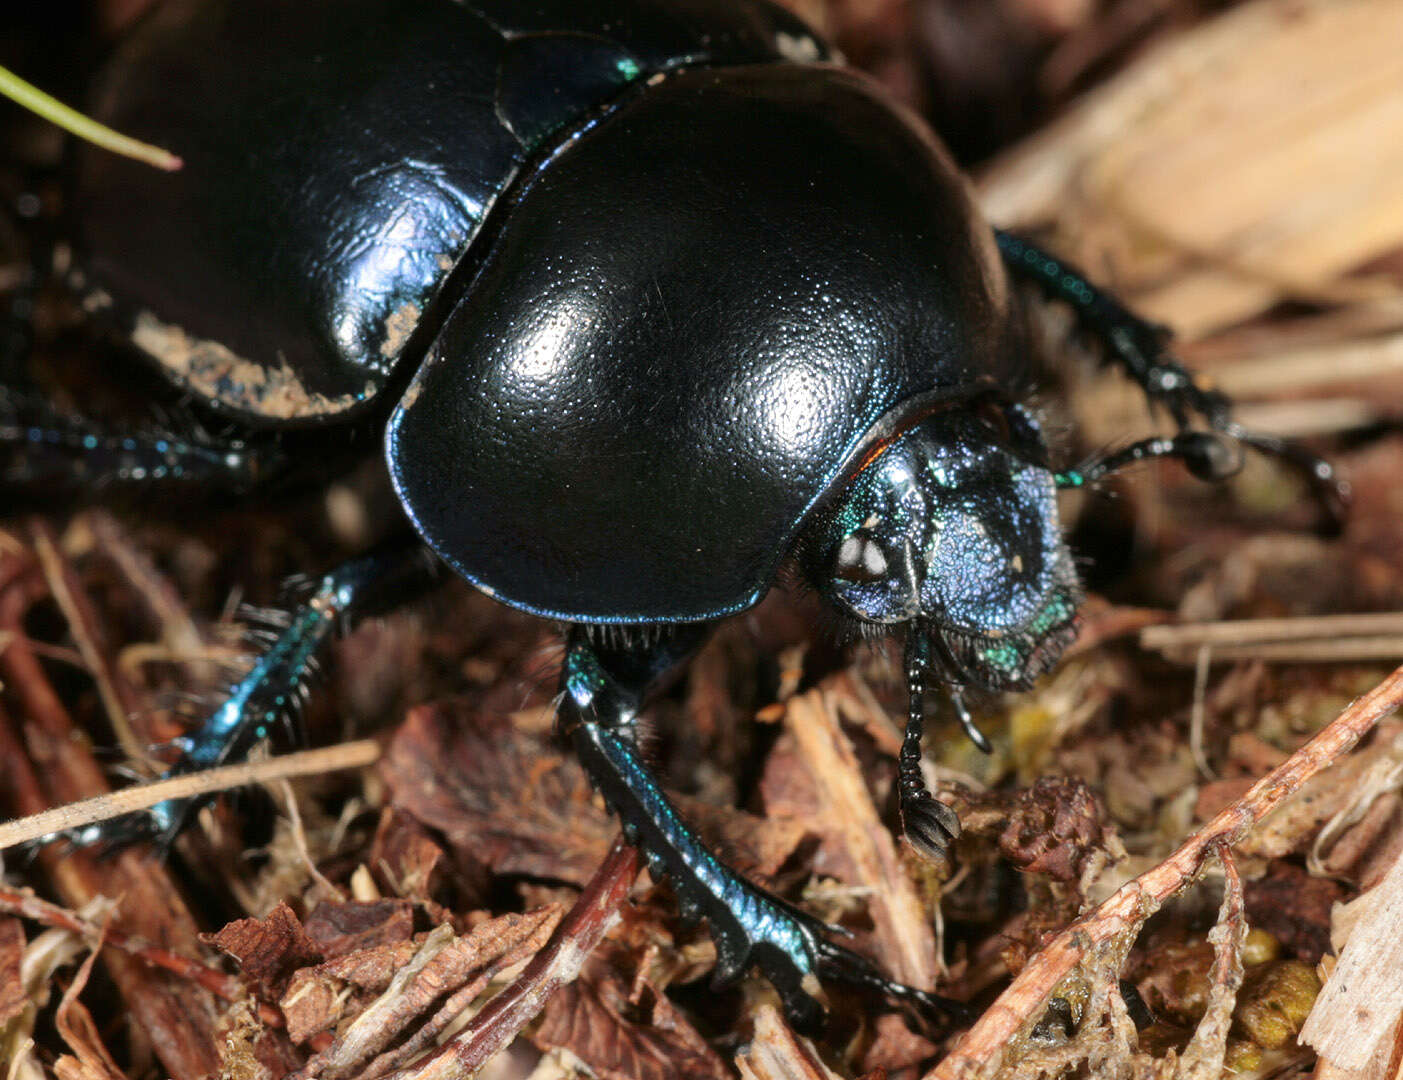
[996, 230, 1348, 527]
[0, 390, 279, 494]
[560, 626, 966, 1033]
[41, 539, 441, 852]
[2, 175, 280, 495]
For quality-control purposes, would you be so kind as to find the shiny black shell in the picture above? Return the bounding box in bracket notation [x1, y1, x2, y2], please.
[388, 64, 1021, 622]
[76, 0, 1023, 624]
[73, 0, 827, 421]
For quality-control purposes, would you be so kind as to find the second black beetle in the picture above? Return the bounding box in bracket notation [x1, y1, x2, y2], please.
[8, 0, 1341, 1030]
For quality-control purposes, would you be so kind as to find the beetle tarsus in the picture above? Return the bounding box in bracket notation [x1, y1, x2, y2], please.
[1221, 420, 1351, 527]
[812, 940, 975, 1027]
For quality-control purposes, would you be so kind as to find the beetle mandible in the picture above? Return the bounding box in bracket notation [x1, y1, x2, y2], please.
[3, 0, 1344, 1031]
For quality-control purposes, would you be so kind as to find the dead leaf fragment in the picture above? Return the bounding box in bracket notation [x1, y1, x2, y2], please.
[533, 945, 730, 1080]
[282, 905, 560, 1073]
[303, 899, 416, 959]
[204, 902, 321, 1000]
[1243, 863, 1345, 962]
[384, 700, 809, 891]
[370, 809, 450, 903]
[381, 703, 614, 885]
[858, 1011, 940, 1076]
[54, 943, 125, 1080]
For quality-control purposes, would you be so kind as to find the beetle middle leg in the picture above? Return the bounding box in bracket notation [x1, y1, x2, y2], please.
[560, 625, 966, 1033]
[34, 536, 441, 852]
[995, 229, 1348, 526]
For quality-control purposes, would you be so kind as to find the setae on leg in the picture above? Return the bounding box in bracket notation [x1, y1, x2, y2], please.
[36, 537, 441, 852]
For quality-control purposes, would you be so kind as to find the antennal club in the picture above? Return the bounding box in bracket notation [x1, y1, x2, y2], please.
[1057, 430, 1243, 489]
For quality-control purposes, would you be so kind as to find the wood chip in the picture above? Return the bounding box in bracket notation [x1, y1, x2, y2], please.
[735, 1004, 845, 1080]
[1300, 844, 1403, 1072]
[780, 686, 938, 989]
[979, 0, 1403, 340]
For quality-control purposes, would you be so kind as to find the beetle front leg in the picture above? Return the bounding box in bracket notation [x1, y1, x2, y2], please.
[995, 229, 1348, 526]
[898, 630, 964, 867]
[560, 626, 965, 1033]
[36, 537, 441, 853]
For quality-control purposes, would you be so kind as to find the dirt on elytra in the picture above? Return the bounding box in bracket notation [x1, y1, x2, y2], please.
[3, 1, 1403, 1079]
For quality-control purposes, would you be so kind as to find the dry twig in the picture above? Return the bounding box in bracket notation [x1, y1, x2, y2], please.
[927, 662, 1403, 1080]
[0, 740, 381, 851]
[385, 839, 641, 1080]
[1142, 613, 1403, 666]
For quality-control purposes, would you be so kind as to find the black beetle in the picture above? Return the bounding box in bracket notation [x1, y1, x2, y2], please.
[4, 0, 1343, 1031]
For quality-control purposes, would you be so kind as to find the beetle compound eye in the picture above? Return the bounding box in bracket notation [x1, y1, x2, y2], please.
[834, 533, 889, 584]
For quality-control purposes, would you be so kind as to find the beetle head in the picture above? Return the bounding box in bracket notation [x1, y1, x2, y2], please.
[809, 403, 1081, 692]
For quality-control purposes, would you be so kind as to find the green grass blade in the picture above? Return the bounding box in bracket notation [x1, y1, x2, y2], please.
[0, 63, 182, 172]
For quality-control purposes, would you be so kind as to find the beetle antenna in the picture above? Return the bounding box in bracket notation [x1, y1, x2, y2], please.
[1056, 430, 1243, 490]
[1218, 419, 1351, 529]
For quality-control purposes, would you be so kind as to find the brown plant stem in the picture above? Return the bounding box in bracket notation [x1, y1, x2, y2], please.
[0, 546, 227, 1079]
[928, 662, 1403, 1080]
[386, 838, 641, 1080]
[0, 884, 283, 1028]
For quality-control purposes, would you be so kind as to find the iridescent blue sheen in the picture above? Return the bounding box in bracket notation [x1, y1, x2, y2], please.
[86, 543, 437, 846]
[923, 463, 1063, 633]
[814, 408, 1081, 690]
[134, 587, 341, 835]
[562, 629, 815, 979]
[184, 606, 329, 767]
[564, 647, 608, 710]
[0, 402, 260, 490]
[589, 721, 812, 977]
